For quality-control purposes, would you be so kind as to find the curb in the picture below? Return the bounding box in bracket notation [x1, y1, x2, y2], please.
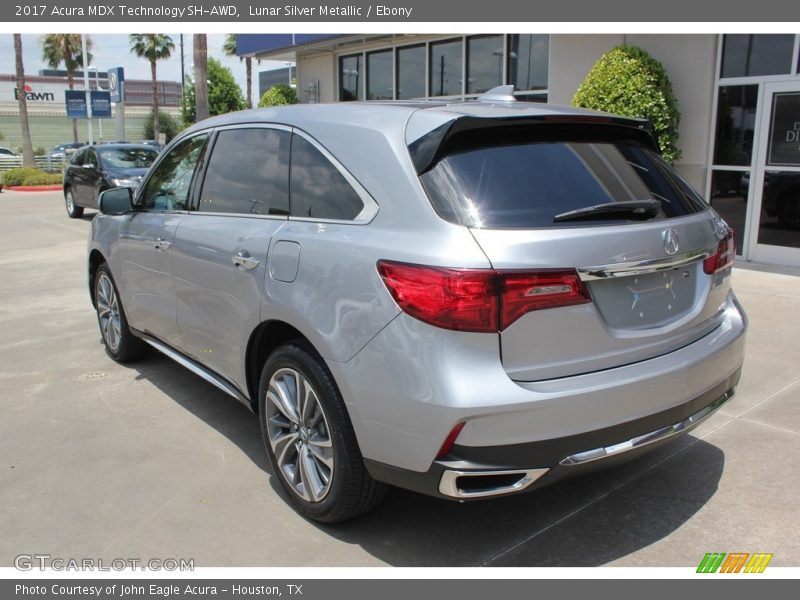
[5, 185, 62, 192]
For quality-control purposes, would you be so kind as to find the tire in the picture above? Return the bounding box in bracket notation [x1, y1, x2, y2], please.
[93, 263, 145, 362]
[258, 341, 386, 523]
[65, 188, 84, 219]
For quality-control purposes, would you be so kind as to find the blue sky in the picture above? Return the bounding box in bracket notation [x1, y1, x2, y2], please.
[0, 33, 288, 105]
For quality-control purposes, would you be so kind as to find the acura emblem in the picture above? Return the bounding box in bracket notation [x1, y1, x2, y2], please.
[662, 229, 679, 255]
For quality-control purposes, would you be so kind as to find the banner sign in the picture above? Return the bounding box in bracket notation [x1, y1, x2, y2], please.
[108, 67, 125, 103]
[64, 90, 113, 119]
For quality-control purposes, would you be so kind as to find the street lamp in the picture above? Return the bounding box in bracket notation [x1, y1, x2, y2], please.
[87, 66, 103, 142]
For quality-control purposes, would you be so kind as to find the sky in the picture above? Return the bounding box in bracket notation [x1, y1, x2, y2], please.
[0, 33, 289, 106]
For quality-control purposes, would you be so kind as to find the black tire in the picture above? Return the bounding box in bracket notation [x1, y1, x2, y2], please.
[258, 341, 386, 523]
[93, 263, 145, 362]
[64, 188, 84, 219]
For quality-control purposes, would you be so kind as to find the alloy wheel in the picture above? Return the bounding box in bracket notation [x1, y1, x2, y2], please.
[96, 272, 122, 352]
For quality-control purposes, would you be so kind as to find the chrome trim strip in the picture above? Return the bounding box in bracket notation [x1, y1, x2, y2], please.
[141, 336, 250, 406]
[577, 249, 712, 281]
[438, 468, 550, 499]
[559, 387, 735, 467]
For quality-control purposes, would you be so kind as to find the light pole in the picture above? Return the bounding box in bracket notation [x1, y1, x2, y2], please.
[88, 66, 103, 142]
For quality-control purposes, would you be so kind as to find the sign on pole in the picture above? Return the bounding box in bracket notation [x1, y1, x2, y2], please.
[64, 90, 112, 119]
[108, 67, 124, 103]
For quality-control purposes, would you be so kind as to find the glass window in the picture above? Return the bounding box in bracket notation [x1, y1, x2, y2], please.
[721, 34, 795, 78]
[710, 170, 749, 252]
[290, 135, 363, 221]
[367, 50, 393, 100]
[419, 127, 707, 229]
[339, 54, 362, 101]
[466, 35, 503, 94]
[97, 147, 159, 169]
[713, 85, 758, 166]
[84, 148, 98, 167]
[70, 149, 85, 165]
[758, 171, 800, 246]
[139, 134, 208, 211]
[430, 39, 463, 97]
[199, 128, 290, 216]
[508, 34, 549, 91]
[396, 44, 426, 99]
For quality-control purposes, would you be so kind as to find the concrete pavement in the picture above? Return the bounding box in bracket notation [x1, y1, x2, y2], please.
[1, 190, 798, 567]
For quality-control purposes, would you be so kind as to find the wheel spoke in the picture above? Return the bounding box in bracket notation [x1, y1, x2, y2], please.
[301, 380, 318, 425]
[298, 447, 324, 502]
[273, 431, 299, 467]
[267, 385, 298, 425]
[308, 441, 334, 472]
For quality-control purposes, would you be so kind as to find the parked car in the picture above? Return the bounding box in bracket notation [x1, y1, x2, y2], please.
[48, 142, 86, 161]
[0, 146, 19, 157]
[87, 89, 747, 522]
[64, 144, 159, 218]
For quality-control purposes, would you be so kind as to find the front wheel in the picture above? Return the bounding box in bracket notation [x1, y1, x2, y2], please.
[258, 341, 386, 523]
[64, 188, 83, 219]
[93, 263, 145, 362]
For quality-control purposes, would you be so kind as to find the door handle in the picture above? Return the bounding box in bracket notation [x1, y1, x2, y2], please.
[154, 236, 172, 251]
[232, 251, 260, 270]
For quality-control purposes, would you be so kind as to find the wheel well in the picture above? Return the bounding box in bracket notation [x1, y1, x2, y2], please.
[246, 321, 309, 411]
[88, 250, 106, 307]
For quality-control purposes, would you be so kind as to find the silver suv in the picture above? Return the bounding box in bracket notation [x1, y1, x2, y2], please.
[88, 89, 746, 522]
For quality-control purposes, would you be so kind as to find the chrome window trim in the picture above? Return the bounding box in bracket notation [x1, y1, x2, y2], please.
[290, 127, 380, 225]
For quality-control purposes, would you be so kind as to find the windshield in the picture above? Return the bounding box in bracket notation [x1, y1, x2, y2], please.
[419, 130, 708, 229]
[98, 147, 158, 169]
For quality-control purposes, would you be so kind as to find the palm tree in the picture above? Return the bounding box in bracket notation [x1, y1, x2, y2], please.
[223, 34, 253, 109]
[14, 34, 35, 167]
[193, 34, 209, 122]
[41, 34, 92, 143]
[129, 34, 175, 140]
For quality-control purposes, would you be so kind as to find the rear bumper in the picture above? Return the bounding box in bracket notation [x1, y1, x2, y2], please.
[364, 371, 738, 500]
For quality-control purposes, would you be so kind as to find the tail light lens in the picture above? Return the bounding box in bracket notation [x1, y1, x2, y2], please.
[377, 260, 591, 333]
[703, 229, 736, 274]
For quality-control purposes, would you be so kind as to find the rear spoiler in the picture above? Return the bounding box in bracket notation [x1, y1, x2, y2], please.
[408, 114, 659, 176]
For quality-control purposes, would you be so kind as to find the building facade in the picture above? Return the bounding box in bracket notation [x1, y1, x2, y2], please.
[241, 33, 800, 268]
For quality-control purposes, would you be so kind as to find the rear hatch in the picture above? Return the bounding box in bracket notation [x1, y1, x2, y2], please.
[412, 112, 734, 381]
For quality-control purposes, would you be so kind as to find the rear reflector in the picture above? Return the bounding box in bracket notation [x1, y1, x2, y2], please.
[703, 229, 736, 274]
[437, 422, 466, 459]
[377, 260, 591, 333]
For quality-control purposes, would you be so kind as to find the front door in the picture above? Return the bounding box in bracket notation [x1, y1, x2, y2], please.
[748, 82, 800, 266]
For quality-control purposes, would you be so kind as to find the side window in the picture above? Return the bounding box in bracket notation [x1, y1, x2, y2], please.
[199, 128, 290, 215]
[84, 148, 98, 167]
[290, 134, 364, 220]
[70, 149, 85, 166]
[138, 134, 209, 211]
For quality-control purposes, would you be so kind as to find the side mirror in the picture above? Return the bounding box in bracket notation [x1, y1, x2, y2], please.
[99, 187, 133, 215]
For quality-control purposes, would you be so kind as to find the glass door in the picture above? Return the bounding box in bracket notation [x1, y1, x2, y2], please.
[749, 81, 800, 265]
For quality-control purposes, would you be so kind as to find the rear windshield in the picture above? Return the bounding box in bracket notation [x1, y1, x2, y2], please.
[419, 131, 708, 229]
[98, 147, 159, 169]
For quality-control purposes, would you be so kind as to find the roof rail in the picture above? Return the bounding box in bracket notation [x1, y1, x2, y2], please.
[476, 85, 516, 103]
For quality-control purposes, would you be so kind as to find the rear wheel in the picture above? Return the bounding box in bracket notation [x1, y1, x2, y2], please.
[64, 188, 83, 219]
[94, 263, 145, 362]
[258, 341, 386, 523]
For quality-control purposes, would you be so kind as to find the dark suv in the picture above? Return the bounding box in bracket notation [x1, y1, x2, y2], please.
[63, 144, 159, 218]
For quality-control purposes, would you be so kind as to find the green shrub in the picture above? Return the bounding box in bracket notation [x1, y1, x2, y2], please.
[258, 84, 298, 108]
[34, 146, 46, 156]
[2, 167, 62, 186]
[572, 45, 681, 163]
[143, 109, 181, 143]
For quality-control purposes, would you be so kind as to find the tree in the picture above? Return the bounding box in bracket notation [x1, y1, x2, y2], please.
[258, 84, 298, 107]
[224, 34, 253, 109]
[14, 34, 35, 167]
[182, 58, 246, 125]
[193, 34, 209, 122]
[41, 34, 92, 143]
[572, 45, 681, 164]
[143, 110, 180, 143]
[129, 34, 175, 141]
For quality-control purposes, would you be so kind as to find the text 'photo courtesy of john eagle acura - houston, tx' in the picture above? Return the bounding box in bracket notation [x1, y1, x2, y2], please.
[83, 86, 746, 523]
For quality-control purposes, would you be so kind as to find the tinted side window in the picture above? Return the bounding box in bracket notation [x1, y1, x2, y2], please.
[70, 149, 85, 165]
[139, 134, 208, 211]
[199, 128, 290, 216]
[290, 135, 363, 220]
[84, 149, 98, 167]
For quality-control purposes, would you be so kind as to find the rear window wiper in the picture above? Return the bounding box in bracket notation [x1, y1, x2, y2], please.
[553, 199, 661, 223]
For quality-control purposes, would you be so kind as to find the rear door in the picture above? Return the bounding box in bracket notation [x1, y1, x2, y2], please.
[418, 121, 732, 380]
[117, 132, 210, 348]
[171, 125, 291, 391]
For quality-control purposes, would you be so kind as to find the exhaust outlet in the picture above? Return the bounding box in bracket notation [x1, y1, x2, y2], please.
[439, 468, 549, 499]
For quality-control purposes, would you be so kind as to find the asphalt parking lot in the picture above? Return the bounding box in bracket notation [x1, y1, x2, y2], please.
[1, 189, 799, 568]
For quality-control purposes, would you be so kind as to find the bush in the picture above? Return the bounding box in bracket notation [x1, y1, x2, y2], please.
[572, 45, 681, 163]
[2, 167, 62, 186]
[34, 146, 46, 156]
[182, 58, 247, 126]
[143, 110, 181, 143]
[258, 84, 298, 108]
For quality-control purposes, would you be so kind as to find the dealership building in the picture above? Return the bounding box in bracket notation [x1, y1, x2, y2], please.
[237, 33, 800, 268]
[0, 70, 182, 151]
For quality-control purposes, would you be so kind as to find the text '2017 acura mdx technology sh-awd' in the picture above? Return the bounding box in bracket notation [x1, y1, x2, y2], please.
[88, 87, 746, 523]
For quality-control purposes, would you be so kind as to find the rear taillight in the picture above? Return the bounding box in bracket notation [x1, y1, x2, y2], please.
[703, 229, 735, 274]
[377, 260, 591, 333]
